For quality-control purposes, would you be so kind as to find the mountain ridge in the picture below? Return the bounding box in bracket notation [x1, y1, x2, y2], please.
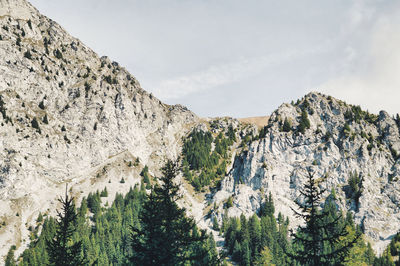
[0, 0, 197, 260]
[209, 91, 400, 254]
[0, 0, 400, 262]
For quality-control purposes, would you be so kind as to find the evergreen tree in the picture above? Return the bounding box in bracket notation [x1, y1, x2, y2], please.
[259, 192, 274, 217]
[298, 109, 311, 134]
[130, 159, 209, 265]
[140, 165, 151, 189]
[282, 118, 292, 132]
[241, 240, 251, 266]
[46, 187, 85, 266]
[255, 246, 274, 266]
[213, 217, 220, 231]
[289, 168, 359, 265]
[226, 196, 233, 208]
[248, 214, 262, 258]
[224, 194, 290, 265]
[374, 249, 395, 266]
[190, 233, 220, 266]
[232, 240, 242, 262]
[20, 185, 148, 265]
[5, 245, 16, 266]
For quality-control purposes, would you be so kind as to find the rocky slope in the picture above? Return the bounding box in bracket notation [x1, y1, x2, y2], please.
[1, 0, 400, 262]
[210, 92, 400, 254]
[0, 0, 197, 259]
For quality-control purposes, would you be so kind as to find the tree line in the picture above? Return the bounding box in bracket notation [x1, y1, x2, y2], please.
[5, 163, 398, 265]
[8, 160, 218, 266]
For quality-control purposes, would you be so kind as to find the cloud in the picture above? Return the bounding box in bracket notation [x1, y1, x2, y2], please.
[31, 0, 400, 117]
[319, 4, 400, 115]
[153, 47, 324, 101]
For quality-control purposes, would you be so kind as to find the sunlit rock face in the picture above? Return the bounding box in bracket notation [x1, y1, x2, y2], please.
[0, 0, 399, 261]
[212, 92, 400, 254]
[0, 0, 197, 260]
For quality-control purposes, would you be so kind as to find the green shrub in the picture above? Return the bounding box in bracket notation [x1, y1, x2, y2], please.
[38, 100, 45, 110]
[54, 49, 63, 59]
[343, 123, 351, 137]
[104, 75, 118, 85]
[31, 117, 40, 130]
[64, 135, 70, 144]
[42, 114, 48, 124]
[24, 50, 32, 59]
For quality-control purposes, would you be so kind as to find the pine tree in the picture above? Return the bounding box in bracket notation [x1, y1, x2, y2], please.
[282, 118, 291, 132]
[259, 192, 275, 217]
[374, 249, 395, 266]
[213, 217, 220, 231]
[226, 196, 233, 208]
[46, 186, 85, 266]
[298, 109, 311, 134]
[5, 245, 16, 266]
[241, 240, 251, 266]
[288, 168, 360, 265]
[190, 233, 220, 266]
[232, 240, 242, 262]
[130, 159, 208, 265]
[248, 214, 262, 257]
[141, 165, 151, 189]
[255, 246, 274, 266]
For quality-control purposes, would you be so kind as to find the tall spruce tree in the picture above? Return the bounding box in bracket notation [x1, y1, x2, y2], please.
[46, 186, 85, 266]
[130, 159, 210, 265]
[289, 168, 359, 265]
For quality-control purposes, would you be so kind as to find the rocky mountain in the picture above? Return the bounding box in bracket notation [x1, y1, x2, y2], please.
[0, 0, 197, 260]
[1, 0, 400, 263]
[210, 92, 400, 254]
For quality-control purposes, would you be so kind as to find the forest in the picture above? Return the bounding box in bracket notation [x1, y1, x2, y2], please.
[4, 161, 399, 266]
[182, 126, 235, 191]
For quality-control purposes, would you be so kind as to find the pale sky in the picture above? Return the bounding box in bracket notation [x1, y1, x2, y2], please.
[30, 0, 400, 118]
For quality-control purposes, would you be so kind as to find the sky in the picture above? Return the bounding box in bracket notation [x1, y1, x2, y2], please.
[30, 0, 400, 118]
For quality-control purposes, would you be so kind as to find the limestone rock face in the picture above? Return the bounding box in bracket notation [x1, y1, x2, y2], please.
[212, 92, 400, 254]
[0, 0, 197, 258]
[0, 0, 35, 20]
[1, 0, 400, 261]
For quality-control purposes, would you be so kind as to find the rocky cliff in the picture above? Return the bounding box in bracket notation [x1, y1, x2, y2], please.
[0, 0, 197, 259]
[1, 0, 400, 262]
[210, 92, 400, 254]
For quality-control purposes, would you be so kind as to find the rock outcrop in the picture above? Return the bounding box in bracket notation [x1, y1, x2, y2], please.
[0, 0, 197, 259]
[1, 0, 400, 261]
[211, 92, 400, 254]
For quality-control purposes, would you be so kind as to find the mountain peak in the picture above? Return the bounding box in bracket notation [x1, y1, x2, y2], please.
[0, 0, 197, 260]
